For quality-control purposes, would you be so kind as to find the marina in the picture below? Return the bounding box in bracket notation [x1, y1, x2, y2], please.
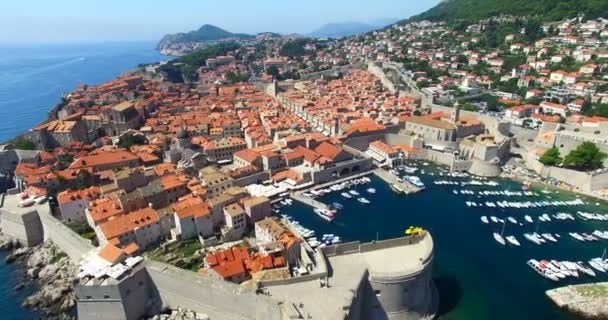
[278, 161, 608, 320]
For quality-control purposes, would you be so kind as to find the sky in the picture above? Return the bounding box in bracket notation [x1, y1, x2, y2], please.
[0, 0, 442, 44]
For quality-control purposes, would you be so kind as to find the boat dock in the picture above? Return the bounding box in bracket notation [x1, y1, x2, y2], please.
[290, 191, 330, 210]
[373, 168, 422, 194]
[546, 282, 608, 319]
[290, 171, 373, 210]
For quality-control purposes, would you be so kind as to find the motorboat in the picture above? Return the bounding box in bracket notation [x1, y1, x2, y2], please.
[507, 217, 518, 224]
[349, 190, 360, 196]
[525, 215, 533, 223]
[366, 188, 376, 194]
[480, 216, 489, 224]
[341, 192, 352, 199]
[357, 197, 370, 204]
[506, 235, 520, 247]
[314, 208, 335, 222]
[541, 233, 558, 243]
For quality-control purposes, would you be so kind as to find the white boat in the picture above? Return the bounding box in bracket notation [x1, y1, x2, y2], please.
[490, 216, 498, 223]
[341, 192, 352, 199]
[494, 221, 506, 245]
[525, 215, 533, 223]
[507, 217, 518, 224]
[569, 232, 586, 242]
[524, 233, 542, 245]
[366, 188, 376, 194]
[349, 190, 360, 196]
[313, 208, 335, 222]
[357, 197, 370, 204]
[506, 235, 521, 247]
[576, 262, 596, 277]
[480, 216, 489, 224]
[541, 233, 558, 243]
[528, 259, 560, 281]
[589, 258, 607, 273]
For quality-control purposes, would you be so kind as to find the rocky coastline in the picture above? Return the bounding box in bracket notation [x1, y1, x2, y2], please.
[0, 234, 77, 320]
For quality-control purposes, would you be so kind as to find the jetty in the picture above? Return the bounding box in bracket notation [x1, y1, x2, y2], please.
[546, 282, 608, 319]
[373, 168, 422, 194]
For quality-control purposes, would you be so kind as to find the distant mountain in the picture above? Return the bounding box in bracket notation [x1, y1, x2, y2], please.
[156, 24, 254, 54]
[405, 0, 608, 24]
[308, 20, 398, 38]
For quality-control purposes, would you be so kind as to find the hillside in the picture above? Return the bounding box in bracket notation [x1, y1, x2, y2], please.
[405, 0, 608, 24]
[157, 24, 253, 55]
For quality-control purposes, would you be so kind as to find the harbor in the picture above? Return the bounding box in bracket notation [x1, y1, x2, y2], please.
[277, 161, 608, 320]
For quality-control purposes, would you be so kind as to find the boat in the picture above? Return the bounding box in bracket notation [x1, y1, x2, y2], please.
[332, 202, 344, 210]
[507, 217, 518, 224]
[341, 192, 352, 199]
[494, 220, 506, 246]
[527, 259, 560, 281]
[349, 190, 360, 196]
[506, 235, 521, 247]
[490, 216, 499, 223]
[480, 216, 489, 224]
[576, 262, 596, 277]
[357, 197, 370, 204]
[569, 232, 586, 242]
[525, 215, 533, 223]
[524, 233, 542, 245]
[541, 233, 558, 243]
[366, 188, 376, 194]
[313, 208, 335, 222]
[406, 176, 425, 189]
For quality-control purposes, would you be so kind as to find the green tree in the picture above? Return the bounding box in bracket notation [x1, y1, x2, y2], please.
[539, 147, 562, 166]
[266, 65, 279, 78]
[13, 138, 37, 150]
[563, 142, 607, 171]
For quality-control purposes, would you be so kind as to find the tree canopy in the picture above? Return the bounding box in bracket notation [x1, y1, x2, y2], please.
[539, 147, 562, 166]
[563, 142, 607, 171]
[13, 137, 37, 150]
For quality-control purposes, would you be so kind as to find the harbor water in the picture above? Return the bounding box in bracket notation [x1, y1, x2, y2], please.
[283, 162, 607, 320]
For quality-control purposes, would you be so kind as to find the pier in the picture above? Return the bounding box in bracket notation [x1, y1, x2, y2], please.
[373, 168, 422, 194]
[290, 171, 374, 210]
[546, 282, 608, 319]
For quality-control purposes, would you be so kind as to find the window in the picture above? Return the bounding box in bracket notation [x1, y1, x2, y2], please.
[374, 290, 381, 297]
[104, 295, 111, 299]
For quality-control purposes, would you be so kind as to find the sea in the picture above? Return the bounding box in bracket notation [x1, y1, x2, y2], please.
[0, 41, 168, 318]
[0, 41, 169, 142]
[283, 163, 608, 320]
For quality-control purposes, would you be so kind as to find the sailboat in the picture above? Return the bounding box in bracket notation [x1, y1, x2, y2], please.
[494, 220, 506, 246]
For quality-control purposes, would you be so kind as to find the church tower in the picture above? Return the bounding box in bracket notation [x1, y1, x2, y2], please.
[451, 102, 461, 124]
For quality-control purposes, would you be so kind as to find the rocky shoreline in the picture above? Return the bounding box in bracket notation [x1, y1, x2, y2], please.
[1, 234, 77, 320]
[546, 283, 608, 320]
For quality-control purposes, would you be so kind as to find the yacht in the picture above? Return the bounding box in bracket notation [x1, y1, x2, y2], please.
[507, 217, 518, 224]
[332, 202, 344, 210]
[341, 192, 352, 199]
[541, 233, 558, 243]
[366, 188, 376, 194]
[490, 216, 499, 223]
[527, 259, 560, 281]
[349, 190, 360, 196]
[569, 232, 586, 242]
[506, 235, 521, 247]
[357, 197, 370, 204]
[480, 216, 489, 224]
[313, 208, 335, 222]
[576, 262, 596, 277]
[525, 215, 533, 223]
[494, 221, 506, 245]
[524, 233, 542, 245]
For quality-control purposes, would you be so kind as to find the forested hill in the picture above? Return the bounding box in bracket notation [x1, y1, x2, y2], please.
[405, 0, 608, 24]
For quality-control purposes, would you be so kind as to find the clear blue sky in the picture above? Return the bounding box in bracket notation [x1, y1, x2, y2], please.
[0, 0, 441, 44]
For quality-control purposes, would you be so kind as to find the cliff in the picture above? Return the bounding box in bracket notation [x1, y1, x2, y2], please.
[157, 24, 253, 56]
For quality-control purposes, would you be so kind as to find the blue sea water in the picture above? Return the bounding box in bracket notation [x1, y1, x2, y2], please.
[0, 41, 167, 319]
[283, 164, 608, 320]
[0, 41, 169, 142]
